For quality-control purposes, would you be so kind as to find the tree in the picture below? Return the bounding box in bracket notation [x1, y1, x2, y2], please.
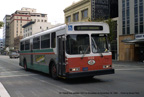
[0, 21, 4, 29]
[91, 18, 116, 43]
[105, 18, 116, 43]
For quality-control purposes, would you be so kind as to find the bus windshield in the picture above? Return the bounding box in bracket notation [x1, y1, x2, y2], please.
[91, 34, 109, 53]
[66, 34, 90, 55]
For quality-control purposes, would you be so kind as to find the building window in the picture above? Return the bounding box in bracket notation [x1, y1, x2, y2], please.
[73, 12, 79, 21]
[66, 16, 71, 23]
[135, 0, 138, 4]
[134, 0, 138, 34]
[123, 27, 125, 35]
[135, 25, 138, 34]
[140, 25, 143, 33]
[122, 0, 125, 8]
[122, 0, 125, 35]
[82, 9, 88, 19]
[127, 26, 130, 34]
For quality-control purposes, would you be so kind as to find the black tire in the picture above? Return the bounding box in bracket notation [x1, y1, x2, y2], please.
[24, 60, 28, 71]
[51, 63, 58, 80]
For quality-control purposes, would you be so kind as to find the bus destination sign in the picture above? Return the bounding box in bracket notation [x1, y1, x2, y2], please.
[74, 26, 103, 31]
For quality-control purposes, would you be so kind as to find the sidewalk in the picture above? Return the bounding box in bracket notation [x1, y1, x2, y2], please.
[112, 60, 144, 65]
[112, 60, 144, 69]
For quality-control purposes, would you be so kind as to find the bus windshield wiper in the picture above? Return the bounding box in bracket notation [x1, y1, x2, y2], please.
[81, 46, 90, 59]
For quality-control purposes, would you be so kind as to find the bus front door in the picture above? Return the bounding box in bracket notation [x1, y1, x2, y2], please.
[57, 35, 66, 76]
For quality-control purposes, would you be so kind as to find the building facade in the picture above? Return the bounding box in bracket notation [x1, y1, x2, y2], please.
[3, 15, 11, 48]
[64, 0, 118, 23]
[8, 7, 49, 50]
[119, 0, 144, 61]
[23, 21, 54, 38]
[64, 0, 91, 23]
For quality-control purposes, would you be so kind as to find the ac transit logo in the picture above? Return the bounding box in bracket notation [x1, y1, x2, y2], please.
[68, 25, 73, 31]
[88, 60, 96, 65]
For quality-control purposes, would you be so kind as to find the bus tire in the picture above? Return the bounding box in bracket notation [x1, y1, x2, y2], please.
[23, 59, 28, 71]
[51, 63, 58, 80]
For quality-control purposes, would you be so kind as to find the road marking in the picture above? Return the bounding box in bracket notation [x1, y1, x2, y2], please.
[32, 77, 85, 97]
[0, 74, 37, 78]
[116, 68, 144, 71]
[0, 71, 20, 73]
[0, 82, 10, 97]
[33, 78, 75, 92]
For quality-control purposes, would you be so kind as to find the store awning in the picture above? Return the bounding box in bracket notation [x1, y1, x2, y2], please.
[122, 39, 144, 43]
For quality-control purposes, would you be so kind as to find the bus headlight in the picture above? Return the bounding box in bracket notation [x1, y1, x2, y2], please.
[103, 65, 112, 68]
[70, 68, 80, 71]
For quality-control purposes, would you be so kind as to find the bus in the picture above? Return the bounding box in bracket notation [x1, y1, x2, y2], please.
[19, 22, 114, 79]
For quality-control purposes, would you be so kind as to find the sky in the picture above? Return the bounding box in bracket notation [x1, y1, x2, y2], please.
[0, 0, 80, 39]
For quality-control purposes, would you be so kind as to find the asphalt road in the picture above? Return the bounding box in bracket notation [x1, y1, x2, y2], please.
[0, 55, 144, 97]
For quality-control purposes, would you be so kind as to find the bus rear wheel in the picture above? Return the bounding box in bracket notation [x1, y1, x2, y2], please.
[51, 63, 58, 80]
[24, 60, 28, 71]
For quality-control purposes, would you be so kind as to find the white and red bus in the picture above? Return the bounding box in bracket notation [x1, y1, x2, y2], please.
[19, 22, 114, 79]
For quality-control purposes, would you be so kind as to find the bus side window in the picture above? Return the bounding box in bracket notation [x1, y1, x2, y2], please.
[33, 37, 40, 49]
[51, 32, 56, 48]
[25, 40, 30, 50]
[41, 34, 50, 49]
[20, 42, 24, 51]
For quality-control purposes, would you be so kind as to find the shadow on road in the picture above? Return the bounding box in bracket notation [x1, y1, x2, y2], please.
[21, 68, 113, 85]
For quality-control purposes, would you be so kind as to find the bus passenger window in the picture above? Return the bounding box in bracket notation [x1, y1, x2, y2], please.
[41, 34, 50, 49]
[51, 32, 56, 48]
[20, 42, 24, 51]
[25, 40, 30, 50]
[33, 37, 40, 49]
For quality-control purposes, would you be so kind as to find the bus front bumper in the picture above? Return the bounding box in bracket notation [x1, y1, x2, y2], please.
[65, 69, 114, 78]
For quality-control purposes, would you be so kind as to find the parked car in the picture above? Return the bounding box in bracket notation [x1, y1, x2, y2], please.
[9, 52, 19, 58]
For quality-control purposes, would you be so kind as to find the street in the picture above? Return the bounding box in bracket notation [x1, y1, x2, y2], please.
[0, 55, 144, 97]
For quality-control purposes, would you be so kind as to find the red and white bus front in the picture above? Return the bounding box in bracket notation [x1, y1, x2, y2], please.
[65, 34, 114, 78]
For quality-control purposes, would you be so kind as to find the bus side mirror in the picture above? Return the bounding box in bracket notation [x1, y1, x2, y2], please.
[108, 43, 111, 51]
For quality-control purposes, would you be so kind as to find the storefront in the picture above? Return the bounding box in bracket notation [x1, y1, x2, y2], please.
[122, 34, 144, 62]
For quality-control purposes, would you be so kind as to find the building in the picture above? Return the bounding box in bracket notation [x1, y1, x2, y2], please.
[0, 39, 4, 51]
[64, 0, 118, 23]
[8, 7, 51, 50]
[23, 21, 54, 38]
[3, 15, 11, 48]
[64, 0, 118, 60]
[118, 0, 144, 62]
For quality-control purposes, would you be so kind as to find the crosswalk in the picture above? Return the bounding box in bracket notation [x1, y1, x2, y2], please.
[0, 82, 10, 97]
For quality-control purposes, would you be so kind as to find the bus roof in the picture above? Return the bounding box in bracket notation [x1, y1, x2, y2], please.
[20, 22, 109, 42]
[21, 24, 67, 42]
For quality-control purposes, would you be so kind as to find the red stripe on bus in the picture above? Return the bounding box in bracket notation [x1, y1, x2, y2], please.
[20, 52, 55, 55]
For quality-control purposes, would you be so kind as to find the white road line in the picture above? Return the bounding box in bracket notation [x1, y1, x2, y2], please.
[0, 74, 37, 78]
[0, 71, 20, 73]
[116, 68, 144, 71]
[0, 82, 10, 97]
